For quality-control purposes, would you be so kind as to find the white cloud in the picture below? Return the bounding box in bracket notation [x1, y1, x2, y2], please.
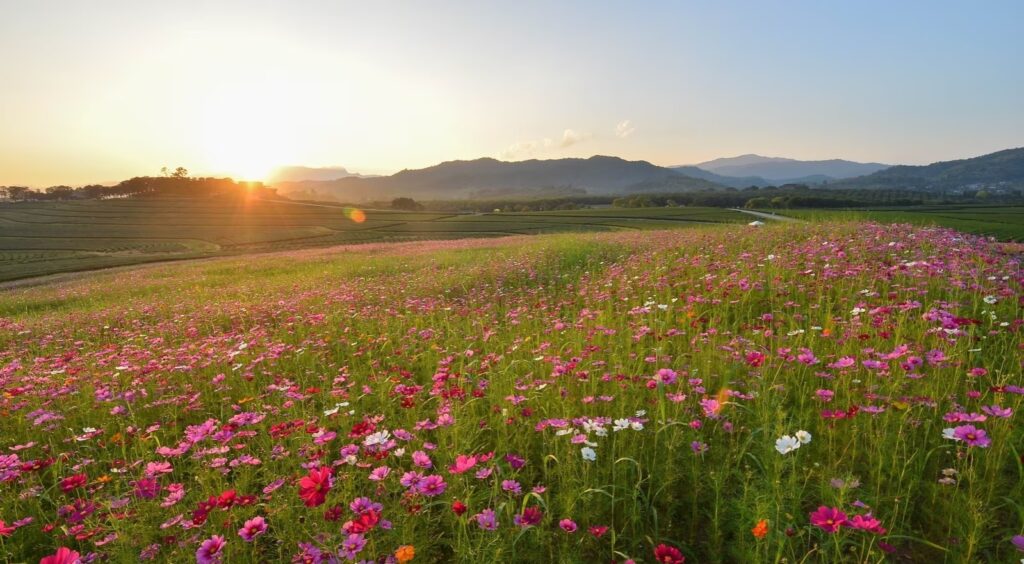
[502, 128, 590, 159]
[615, 119, 636, 138]
[560, 129, 587, 148]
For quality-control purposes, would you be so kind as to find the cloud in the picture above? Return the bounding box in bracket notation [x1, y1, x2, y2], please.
[560, 129, 587, 148]
[502, 128, 590, 159]
[615, 119, 636, 138]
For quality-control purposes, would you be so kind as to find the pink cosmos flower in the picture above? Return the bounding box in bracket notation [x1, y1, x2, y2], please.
[368, 466, 391, 481]
[559, 518, 578, 533]
[40, 547, 82, 564]
[809, 506, 847, 533]
[474, 508, 498, 530]
[238, 516, 267, 542]
[448, 454, 478, 474]
[847, 514, 886, 535]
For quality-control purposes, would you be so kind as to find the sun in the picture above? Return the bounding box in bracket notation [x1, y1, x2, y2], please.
[198, 88, 292, 181]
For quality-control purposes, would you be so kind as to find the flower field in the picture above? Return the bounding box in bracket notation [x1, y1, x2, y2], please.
[0, 222, 1021, 563]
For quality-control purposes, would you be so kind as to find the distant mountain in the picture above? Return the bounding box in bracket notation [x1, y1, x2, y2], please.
[274, 156, 727, 201]
[267, 166, 375, 184]
[827, 147, 1024, 192]
[696, 154, 890, 182]
[669, 165, 769, 188]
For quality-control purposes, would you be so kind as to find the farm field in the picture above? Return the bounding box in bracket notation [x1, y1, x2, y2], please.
[0, 221, 1020, 562]
[0, 197, 747, 283]
[773, 205, 1024, 241]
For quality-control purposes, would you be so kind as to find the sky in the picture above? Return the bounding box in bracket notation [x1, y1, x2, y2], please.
[1, 1, 1022, 186]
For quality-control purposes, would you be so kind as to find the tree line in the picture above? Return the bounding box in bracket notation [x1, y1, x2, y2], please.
[1, 168, 276, 202]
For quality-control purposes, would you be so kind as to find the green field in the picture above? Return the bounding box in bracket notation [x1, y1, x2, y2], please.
[0, 198, 748, 282]
[771, 205, 1024, 241]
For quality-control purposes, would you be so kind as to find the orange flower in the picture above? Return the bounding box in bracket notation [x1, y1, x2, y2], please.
[395, 545, 415, 562]
[393, 544, 413, 560]
[752, 519, 769, 539]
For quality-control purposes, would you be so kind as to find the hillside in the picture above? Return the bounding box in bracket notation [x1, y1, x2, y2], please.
[274, 156, 725, 201]
[828, 147, 1024, 192]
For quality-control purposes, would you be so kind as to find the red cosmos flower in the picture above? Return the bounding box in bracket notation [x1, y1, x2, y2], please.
[342, 509, 379, 534]
[40, 547, 82, 564]
[217, 490, 237, 509]
[653, 544, 685, 564]
[299, 466, 333, 507]
[451, 500, 468, 516]
[60, 473, 88, 493]
[588, 525, 609, 538]
[349, 420, 376, 438]
[0, 520, 16, 537]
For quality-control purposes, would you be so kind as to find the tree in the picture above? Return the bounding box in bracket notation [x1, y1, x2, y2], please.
[391, 197, 423, 211]
[745, 197, 770, 209]
[46, 186, 74, 199]
[3, 186, 32, 201]
[172, 167, 189, 179]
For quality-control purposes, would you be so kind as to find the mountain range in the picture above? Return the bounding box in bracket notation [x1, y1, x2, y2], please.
[272, 148, 1024, 202]
[695, 154, 890, 182]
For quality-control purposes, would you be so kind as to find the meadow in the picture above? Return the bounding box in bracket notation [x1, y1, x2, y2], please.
[0, 221, 1021, 563]
[0, 198, 746, 283]
[772, 205, 1024, 242]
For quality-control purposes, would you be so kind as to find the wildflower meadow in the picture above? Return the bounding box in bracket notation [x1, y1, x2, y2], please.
[0, 222, 1021, 563]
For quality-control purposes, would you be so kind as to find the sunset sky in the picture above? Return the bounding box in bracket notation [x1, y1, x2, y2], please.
[2, 0, 1022, 186]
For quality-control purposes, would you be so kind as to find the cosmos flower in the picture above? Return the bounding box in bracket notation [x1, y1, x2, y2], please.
[775, 435, 801, 455]
[195, 535, 226, 564]
[238, 516, 268, 541]
[40, 548, 82, 564]
[809, 506, 847, 533]
[946, 425, 992, 447]
[474, 508, 498, 531]
[298, 466, 333, 507]
[653, 543, 685, 564]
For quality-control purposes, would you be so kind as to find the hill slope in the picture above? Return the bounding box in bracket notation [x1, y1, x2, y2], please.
[827, 147, 1024, 191]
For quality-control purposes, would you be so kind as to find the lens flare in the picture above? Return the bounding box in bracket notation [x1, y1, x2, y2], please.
[345, 208, 367, 223]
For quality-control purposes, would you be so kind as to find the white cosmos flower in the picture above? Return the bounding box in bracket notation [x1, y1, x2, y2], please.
[613, 419, 630, 432]
[775, 435, 801, 455]
[580, 447, 597, 461]
[942, 428, 957, 440]
[795, 430, 812, 444]
[363, 430, 391, 447]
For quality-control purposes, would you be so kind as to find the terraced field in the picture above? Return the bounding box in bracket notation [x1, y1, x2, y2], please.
[0, 197, 748, 282]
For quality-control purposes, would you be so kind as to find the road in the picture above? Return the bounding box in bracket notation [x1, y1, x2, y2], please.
[730, 209, 804, 222]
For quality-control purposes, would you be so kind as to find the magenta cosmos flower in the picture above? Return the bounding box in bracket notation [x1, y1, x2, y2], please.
[196, 535, 226, 564]
[809, 506, 847, 533]
[952, 425, 992, 447]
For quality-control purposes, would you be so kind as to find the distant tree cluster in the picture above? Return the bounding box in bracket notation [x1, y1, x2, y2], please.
[1, 167, 278, 202]
[390, 197, 424, 211]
